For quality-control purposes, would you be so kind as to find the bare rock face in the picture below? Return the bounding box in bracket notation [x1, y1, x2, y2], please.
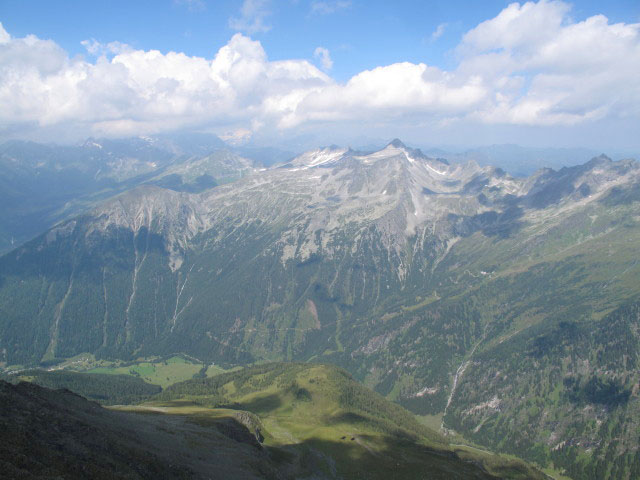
[192, 141, 524, 274]
[87, 186, 208, 271]
[36, 141, 638, 280]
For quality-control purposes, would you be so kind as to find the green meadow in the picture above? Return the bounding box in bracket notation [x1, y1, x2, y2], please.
[86, 355, 216, 388]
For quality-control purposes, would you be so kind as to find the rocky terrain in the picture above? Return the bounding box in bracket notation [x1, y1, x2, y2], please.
[0, 380, 265, 479]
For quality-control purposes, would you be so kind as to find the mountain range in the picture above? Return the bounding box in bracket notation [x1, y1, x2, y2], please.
[1, 139, 639, 479]
[422, 144, 604, 177]
[0, 134, 256, 254]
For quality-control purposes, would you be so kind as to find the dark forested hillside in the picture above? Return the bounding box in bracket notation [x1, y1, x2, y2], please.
[9, 369, 161, 404]
[446, 300, 640, 480]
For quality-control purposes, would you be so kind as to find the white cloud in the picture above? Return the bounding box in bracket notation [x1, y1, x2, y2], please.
[313, 47, 333, 71]
[229, 0, 272, 34]
[1, 2, 639, 143]
[286, 63, 487, 129]
[457, 0, 640, 125]
[430, 23, 447, 41]
[459, 0, 571, 55]
[310, 1, 351, 15]
[0, 22, 10, 44]
[0, 32, 329, 138]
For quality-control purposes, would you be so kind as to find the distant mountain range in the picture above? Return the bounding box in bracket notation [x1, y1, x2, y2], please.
[423, 144, 607, 177]
[1, 138, 639, 478]
[2, 134, 635, 255]
[0, 134, 258, 254]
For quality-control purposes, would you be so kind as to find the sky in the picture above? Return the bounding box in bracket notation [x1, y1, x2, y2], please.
[1, 0, 639, 151]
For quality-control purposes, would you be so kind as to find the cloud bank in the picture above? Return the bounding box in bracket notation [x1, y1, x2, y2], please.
[0, 0, 639, 143]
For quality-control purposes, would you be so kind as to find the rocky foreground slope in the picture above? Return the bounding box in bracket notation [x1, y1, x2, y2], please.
[0, 379, 261, 479]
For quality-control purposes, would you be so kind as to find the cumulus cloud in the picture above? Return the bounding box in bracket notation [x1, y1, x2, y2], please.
[313, 47, 333, 71]
[0, 31, 329, 138]
[0, 2, 639, 142]
[229, 0, 272, 34]
[283, 63, 487, 129]
[457, 0, 640, 125]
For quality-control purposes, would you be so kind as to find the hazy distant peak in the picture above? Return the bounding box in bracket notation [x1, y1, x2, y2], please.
[288, 146, 350, 168]
[585, 154, 613, 167]
[388, 138, 407, 149]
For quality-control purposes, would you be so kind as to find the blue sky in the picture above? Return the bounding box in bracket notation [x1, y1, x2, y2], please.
[1, 0, 639, 150]
[2, 0, 638, 80]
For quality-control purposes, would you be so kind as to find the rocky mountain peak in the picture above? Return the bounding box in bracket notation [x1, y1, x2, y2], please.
[584, 153, 613, 169]
[388, 138, 407, 149]
[288, 145, 350, 169]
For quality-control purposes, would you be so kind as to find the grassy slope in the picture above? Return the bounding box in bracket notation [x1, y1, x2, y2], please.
[86, 355, 205, 388]
[142, 362, 545, 480]
[1, 360, 549, 479]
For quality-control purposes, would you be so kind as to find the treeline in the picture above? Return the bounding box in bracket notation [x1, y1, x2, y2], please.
[157, 362, 304, 405]
[13, 369, 161, 405]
